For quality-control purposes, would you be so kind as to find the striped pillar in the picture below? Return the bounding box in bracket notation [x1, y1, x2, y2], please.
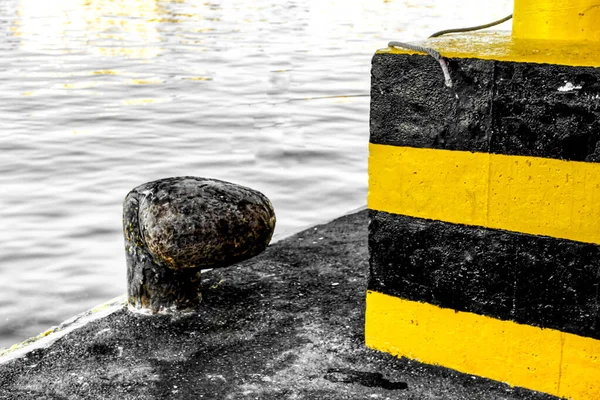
[366, 18, 600, 400]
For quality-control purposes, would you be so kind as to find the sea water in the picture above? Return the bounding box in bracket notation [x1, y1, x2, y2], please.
[0, 0, 511, 349]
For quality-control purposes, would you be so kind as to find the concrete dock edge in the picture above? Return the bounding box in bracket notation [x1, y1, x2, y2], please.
[0, 209, 557, 399]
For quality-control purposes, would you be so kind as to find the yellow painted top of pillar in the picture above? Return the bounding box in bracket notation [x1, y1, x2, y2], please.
[513, 0, 600, 42]
[377, 31, 600, 68]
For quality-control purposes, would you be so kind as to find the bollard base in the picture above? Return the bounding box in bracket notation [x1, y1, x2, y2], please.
[127, 264, 202, 315]
[123, 185, 203, 314]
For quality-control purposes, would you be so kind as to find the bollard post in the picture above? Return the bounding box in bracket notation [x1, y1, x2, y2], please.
[123, 177, 276, 314]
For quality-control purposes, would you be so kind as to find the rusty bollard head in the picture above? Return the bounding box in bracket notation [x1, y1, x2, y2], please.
[123, 177, 276, 314]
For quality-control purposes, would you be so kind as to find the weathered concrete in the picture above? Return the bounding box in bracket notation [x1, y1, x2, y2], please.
[369, 210, 600, 339]
[0, 210, 556, 399]
[370, 53, 600, 161]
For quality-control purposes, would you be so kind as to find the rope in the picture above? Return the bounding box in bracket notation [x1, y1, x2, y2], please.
[387, 41, 452, 88]
[429, 14, 513, 38]
[388, 14, 513, 89]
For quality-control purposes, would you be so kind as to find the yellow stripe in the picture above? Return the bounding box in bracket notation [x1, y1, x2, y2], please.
[368, 143, 600, 245]
[365, 291, 600, 399]
[378, 31, 600, 68]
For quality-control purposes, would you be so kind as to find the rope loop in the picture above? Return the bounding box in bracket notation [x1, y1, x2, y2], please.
[388, 14, 513, 89]
[388, 41, 452, 88]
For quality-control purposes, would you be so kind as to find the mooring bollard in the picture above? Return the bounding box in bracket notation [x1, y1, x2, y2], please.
[123, 176, 276, 314]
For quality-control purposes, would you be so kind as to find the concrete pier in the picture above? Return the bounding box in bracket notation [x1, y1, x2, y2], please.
[0, 210, 556, 399]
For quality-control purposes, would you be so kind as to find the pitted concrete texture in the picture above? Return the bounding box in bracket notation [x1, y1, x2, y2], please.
[0, 210, 558, 400]
[370, 53, 600, 162]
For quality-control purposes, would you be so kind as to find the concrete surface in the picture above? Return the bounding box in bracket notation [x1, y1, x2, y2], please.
[0, 210, 557, 399]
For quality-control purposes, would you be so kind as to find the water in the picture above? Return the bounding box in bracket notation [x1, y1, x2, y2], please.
[0, 0, 512, 349]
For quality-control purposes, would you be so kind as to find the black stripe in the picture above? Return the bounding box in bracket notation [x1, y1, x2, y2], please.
[370, 53, 600, 162]
[368, 209, 600, 339]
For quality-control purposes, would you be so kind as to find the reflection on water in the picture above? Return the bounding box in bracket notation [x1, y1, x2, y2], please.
[14, 0, 163, 58]
[0, 0, 512, 348]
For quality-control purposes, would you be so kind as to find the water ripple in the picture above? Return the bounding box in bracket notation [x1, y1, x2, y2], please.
[0, 0, 512, 348]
